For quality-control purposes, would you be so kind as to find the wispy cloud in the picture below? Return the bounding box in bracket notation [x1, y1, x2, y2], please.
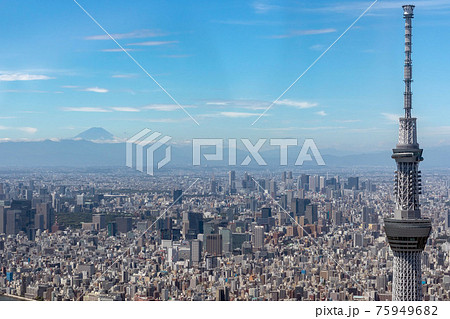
[111, 107, 140, 112]
[269, 28, 337, 39]
[85, 29, 167, 40]
[0, 125, 37, 134]
[381, 112, 399, 123]
[204, 99, 268, 110]
[142, 104, 195, 111]
[201, 111, 266, 118]
[19, 127, 38, 134]
[219, 112, 262, 118]
[62, 107, 111, 113]
[111, 74, 136, 78]
[316, 110, 327, 116]
[275, 99, 318, 109]
[0, 73, 54, 81]
[252, 1, 281, 14]
[82, 87, 109, 93]
[128, 41, 178, 46]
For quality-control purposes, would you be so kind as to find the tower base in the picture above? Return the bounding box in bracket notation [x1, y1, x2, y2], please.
[392, 251, 422, 301]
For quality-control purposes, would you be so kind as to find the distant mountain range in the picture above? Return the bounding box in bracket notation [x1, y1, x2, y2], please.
[0, 128, 448, 169]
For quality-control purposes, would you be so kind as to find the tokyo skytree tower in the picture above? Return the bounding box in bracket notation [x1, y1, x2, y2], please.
[384, 5, 432, 301]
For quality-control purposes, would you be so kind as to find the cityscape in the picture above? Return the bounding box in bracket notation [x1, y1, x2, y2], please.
[0, 0, 449, 309]
[0, 166, 449, 301]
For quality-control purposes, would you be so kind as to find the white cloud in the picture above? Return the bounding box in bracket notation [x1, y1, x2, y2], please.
[111, 107, 140, 112]
[62, 107, 111, 112]
[128, 41, 178, 46]
[219, 112, 261, 118]
[62, 85, 79, 88]
[275, 99, 318, 109]
[85, 29, 167, 40]
[381, 112, 400, 124]
[269, 28, 336, 39]
[0, 125, 37, 134]
[206, 101, 229, 106]
[201, 112, 265, 118]
[204, 99, 268, 110]
[252, 1, 281, 14]
[0, 73, 54, 81]
[19, 127, 38, 134]
[142, 104, 195, 111]
[112, 74, 136, 78]
[316, 110, 327, 116]
[83, 87, 109, 93]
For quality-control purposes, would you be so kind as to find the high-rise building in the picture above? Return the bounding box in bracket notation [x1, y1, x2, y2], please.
[291, 198, 310, 217]
[205, 234, 222, 257]
[92, 214, 106, 230]
[253, 226, 265, 250]
[298, 174, 309, 190]
[219, 228, 232, 253]
[0, 206, 6, 234]
[269, 180, 277, 197]
[183, 212, 203, 240]
[445, 210, 450, 230]
[107, 222, 117, 237]
[228, 170, 236, 194]
[384, 5, 432, 301]
[216, 287, 229, 301]
[35, 202, 52, 231]
[116, 217, 132, 234]
[6, 210, 22, 236]
[347, 177, 359, 190]
[261, 207, 271, 218]
[173, 189, 182, 205]
[309, 175, 317, 192]
[76, 194, 84, 206]
[332, 210, 342, 227]
[305, 204, 318, 224]
[190, 239, 202, 266]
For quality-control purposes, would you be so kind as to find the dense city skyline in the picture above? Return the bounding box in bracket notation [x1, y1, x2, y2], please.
[0, 1, 449, 307]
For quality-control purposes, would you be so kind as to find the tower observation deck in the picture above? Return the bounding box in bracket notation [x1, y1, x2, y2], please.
[384, 5, 431, 301]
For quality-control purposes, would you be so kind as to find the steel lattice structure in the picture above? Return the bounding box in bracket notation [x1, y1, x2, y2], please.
[384, 5, 431, 301]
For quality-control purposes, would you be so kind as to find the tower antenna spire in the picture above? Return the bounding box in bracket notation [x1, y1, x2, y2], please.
[384, 5, 432, 301]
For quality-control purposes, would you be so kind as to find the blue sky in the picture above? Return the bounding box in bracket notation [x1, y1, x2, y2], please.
[0, 0, 449, 152]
